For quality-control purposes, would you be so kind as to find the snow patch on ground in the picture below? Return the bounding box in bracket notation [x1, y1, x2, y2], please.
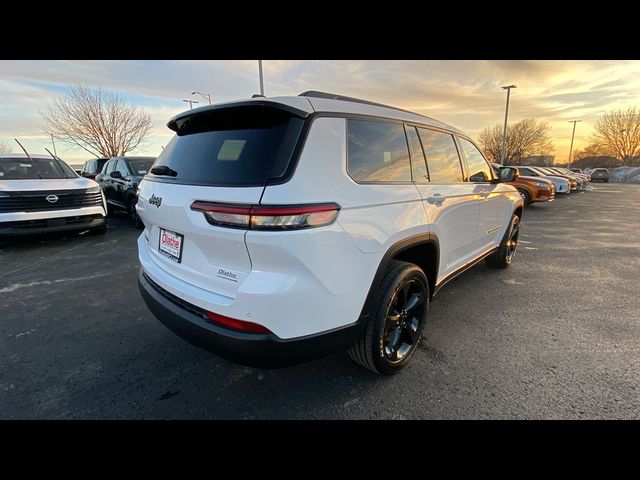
[609, 167, 640, 183]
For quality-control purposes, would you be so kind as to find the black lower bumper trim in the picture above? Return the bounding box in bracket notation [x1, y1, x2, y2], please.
[138, 269, 363, 368]
[0, 215, 105, 236]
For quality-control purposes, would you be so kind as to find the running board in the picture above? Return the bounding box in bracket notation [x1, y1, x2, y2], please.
[432, 247, 499, 297]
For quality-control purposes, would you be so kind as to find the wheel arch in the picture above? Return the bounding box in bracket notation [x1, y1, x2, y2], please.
[514, 205, 523, 220]
[358, 233, 439, 323]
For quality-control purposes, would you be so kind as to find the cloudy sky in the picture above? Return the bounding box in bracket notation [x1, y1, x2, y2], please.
[1, 60, 639, 166]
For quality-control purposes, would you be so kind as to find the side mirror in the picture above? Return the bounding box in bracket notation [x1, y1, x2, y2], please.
[110, 170, 123, 179]
[499, 166, 518, 183]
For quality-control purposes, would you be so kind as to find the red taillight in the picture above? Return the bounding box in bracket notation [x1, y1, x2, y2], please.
[206, 311, 272, 334]
[190, 202, 340, 230]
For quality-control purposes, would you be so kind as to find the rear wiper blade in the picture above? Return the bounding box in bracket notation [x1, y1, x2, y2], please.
[150, 165, 178, 177]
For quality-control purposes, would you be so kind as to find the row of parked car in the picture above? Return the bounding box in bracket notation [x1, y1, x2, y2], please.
[489, 164, 606, 205]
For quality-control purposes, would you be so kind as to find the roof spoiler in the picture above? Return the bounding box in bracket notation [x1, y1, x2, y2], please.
[166, 100, 310, 132]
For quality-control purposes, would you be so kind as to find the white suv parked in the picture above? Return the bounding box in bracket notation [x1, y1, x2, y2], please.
[0, 153, 107, 236]
[137, 91, 524, 374]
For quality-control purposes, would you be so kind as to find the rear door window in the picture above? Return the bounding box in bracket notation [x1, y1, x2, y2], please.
[347, 119, 411, 182]
[418, 128, 464, 183]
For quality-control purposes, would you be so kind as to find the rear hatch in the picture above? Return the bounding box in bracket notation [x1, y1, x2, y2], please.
[137, 101, 309, 298]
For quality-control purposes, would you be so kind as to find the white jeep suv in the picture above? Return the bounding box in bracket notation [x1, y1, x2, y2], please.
[136, 91, 524, 374]
[0, 153, 107, 236]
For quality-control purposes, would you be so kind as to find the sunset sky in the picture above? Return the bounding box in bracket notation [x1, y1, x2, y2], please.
[1, 60, 639, 166]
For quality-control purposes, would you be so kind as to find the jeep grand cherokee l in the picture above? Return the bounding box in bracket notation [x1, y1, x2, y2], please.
[136, 91, 524, 374]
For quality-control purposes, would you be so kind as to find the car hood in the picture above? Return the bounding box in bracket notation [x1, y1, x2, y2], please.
[538, 175, 569, 185]
[0, 177, 99, 192]
[518, 175, 553, 186]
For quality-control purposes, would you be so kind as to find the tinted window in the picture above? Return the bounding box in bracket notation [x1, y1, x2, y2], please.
[151, 107, 304, 186]
[459, 137, 492, 182]
[418, 128, 463, 183]
[517, 167, 537, 176]
[105, 160, 116, 174]
[96, 158, 107, 173]
[347, 120, 411, 182]
[116, 159, 129, 176]
[405, 126, 429, 183]
[0, 157, 69, 179]
[128, 157, 155, 176]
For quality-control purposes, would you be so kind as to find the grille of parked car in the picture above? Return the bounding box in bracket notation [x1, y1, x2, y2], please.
[0, 189, 103, 213]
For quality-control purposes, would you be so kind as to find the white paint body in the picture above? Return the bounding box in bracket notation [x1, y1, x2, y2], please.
[137, 96, 522, 340]
[0, 154, 107, 224]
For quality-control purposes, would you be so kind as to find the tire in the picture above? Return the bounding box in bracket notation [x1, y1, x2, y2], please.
[348, 260, 429, 375]
[517, 188, 532, 205]
[89, 221, 107, 235]
[129, 197, 143, 229]
[486, 214, 520, 269]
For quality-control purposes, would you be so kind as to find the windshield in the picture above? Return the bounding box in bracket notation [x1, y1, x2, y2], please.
[0, 157, 73, 179]
[128, 157, 156, 176]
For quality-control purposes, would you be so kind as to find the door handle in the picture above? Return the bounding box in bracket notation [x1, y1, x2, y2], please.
[427, 194, 445, 205]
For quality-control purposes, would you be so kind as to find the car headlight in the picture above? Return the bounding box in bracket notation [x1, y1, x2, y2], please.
[533, 182, 550, 188]
[86, 186, 101, 194]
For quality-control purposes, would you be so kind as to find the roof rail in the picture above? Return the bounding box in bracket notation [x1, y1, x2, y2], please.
[299, 90, 418, 116]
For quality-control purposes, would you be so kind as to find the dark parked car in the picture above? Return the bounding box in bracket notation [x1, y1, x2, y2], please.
[95, 156, 156, 228]
[80, 158, 109, 179]
[591, 168, 609, 182]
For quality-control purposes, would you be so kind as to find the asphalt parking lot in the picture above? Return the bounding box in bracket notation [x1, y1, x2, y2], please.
[2, 184, 639, 419]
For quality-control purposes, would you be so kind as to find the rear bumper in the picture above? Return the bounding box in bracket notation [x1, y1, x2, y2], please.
[0, 214, 105, 236]
[138, 268, 363, 368]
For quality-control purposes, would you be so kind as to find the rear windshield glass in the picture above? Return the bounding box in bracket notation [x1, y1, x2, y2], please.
[0, 157, 73, 179]
[129, 157, 156, 176]
[150, 107, 305, 186]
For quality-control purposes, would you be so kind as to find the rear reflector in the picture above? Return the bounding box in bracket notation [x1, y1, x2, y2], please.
[206, 311, 272, 334]
[191, 202, 340, 230]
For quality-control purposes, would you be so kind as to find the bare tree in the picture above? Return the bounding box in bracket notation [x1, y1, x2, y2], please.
[41, 85, 152, 158]
[0, 140, 11, 154]
[592, 107, 640, 166]
[573, 142, 614, 161]
[478, 118, 554, 165]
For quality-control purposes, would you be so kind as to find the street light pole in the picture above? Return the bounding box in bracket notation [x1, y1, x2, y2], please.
[192, 91, 212, 104]
[500, 84, 517, 165]
[258, 60, 265, 96]
[182, 99, 200, 110]
[568, 120, 582, 168]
